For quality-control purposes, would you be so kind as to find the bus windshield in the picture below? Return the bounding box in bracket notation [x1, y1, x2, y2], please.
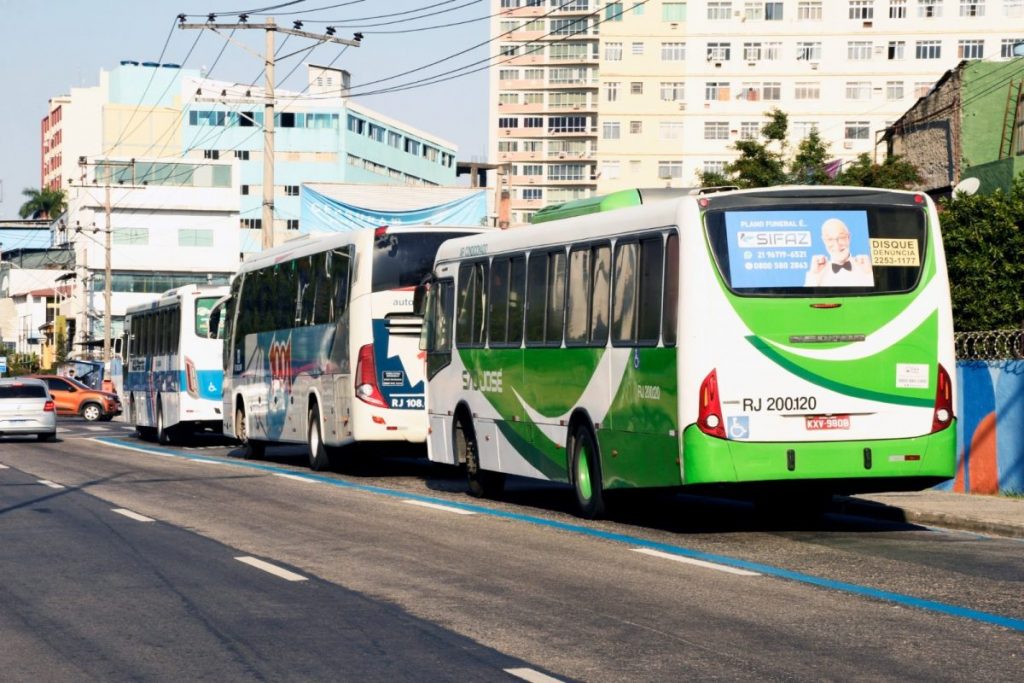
[704, 204, 928, 296]
[195, 297, 220, 338]
[372, 231, 469, 293]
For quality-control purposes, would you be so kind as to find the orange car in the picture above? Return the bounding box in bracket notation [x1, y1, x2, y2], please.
[31, 375, 122, 422]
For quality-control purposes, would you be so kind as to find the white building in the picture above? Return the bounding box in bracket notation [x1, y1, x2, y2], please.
[490, 0, 1024, 223]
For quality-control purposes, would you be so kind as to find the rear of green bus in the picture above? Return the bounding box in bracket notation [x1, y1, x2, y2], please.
[682, 187, 956, 495]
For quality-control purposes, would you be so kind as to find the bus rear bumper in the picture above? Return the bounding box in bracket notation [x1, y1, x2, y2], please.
[681, 420, 957, 493]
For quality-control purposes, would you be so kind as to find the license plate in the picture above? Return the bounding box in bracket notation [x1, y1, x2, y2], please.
[806, 415, 851, 430]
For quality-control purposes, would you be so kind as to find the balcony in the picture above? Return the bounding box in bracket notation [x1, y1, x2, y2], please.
[497, 102, 546, 114]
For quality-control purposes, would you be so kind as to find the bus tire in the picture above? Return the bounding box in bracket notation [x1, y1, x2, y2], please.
[307, 404, 331, 471]
[571, 423, 605, 519]
[156, 398, 174, 445]
[235, 406, 264, 460]
[456, 414, 504, 498]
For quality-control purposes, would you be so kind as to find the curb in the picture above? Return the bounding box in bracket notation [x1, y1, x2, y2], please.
[834, 496, 1024, 540]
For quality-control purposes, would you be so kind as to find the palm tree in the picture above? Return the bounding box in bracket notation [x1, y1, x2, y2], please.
[18, 187, 67, 219]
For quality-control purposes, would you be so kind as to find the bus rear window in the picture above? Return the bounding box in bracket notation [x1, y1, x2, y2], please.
[704, 205, 927, 296]
[372, 232, 471, 293]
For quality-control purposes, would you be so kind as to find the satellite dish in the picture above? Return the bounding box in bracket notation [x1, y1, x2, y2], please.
[953, 177, 980, 196]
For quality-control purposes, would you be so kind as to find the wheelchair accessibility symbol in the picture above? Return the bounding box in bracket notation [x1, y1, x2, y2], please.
[727, 416, 750, 440]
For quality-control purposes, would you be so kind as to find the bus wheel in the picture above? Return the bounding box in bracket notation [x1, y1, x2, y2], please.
[571, 424, 605, 519]
[235, 406, 264, 460]
[456, 415, 504, 498]
[307, 405, 331, 471]
[156, 399, 174, 445]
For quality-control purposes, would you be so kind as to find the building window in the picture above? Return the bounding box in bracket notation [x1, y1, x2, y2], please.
[658, 160, 684, 179]
[740, 121, 761, 139]
[547, 164, 587, 181]
[524, 68, 544, 80]
[631, 41, 645, 55]
[600, 161, 621, 180]
[178, 229, 214, 247]
[1006, 0, 1024, 17]
[704, 121, 730, 140]
[889, 0, 908, 17]
[845, 81, 872, 100]
[234, 150, 250, 160]
[605, 2, 624, 20]
[743, 42, 779, 61]
[241, 218, 262, 230]
[549, 116, 588, 133]
[707, 2, 732, 19]
[707, 42, 731, 61]
[917, 0, 942, 17]
[498, 68, 519, 81]
[499, 93, 520, 105]
[498, 117, 518, 129]
[798, 1, 823, 18]
[847, 41, 873, 60]
[524, 92, 543, 105]
[629, 120, 643, 134]
[915, 40, 942, 59]
[662, 2, 687, 20]
[959, 0, 984, 16]
[703, 160, 727, 175]
[744, 2, 783, 20]
[286, 219, 299, 231]
[762, 82, 781, 100]
[203, 149, 219, 160]
[522, 164, 543, 176]
[914, 81, 933, 97]
[284, 185, 299, 196]
[605, 42, 623, 60]
[606, 82, 619, 102]
[659, 121, 683, 139]
[661, 42, 686, 60]
[888, 40, 906, 59]
[603, 121, 621, 139]
[630, 81, 644, 95]
[705, 82, 730, 101]
[794, 82, 820, 100]
[240, 184, 250, 196]
[796, 42, 822, 61]
[849, 0, 874, 19]
[112, 228, 149, 246]
[523, 188, 543, 201]
[523, 116, 544, 128]
[660, 81, 685, 101]
[844, 121, 870, 140]
[958, 39, 984, 59]
[1001, 38, 1024, 57]
[886, 80, 905, 100]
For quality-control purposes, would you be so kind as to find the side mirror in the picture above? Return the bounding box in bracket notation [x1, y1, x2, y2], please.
[208, 305, 222, 339]
[413, 281, 430, 317]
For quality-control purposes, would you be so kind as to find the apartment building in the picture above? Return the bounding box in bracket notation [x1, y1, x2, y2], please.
[491, 0, 1024, 223]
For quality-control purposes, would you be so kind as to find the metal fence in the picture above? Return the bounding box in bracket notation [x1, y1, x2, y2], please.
[955, 329, 1024, 361]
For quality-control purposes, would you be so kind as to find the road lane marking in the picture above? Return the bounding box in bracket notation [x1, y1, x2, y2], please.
[187, 457, 235, 466]
[84, 426, 107, 432]
[113, 508, 155, 523]
[37, 480, 64, 489]
[235, 556, 308, 582]
[505, 668, 565, 683]
[274, 473, 321, 484]
[91, 436, 1024, 633]
[632, 548, 761, 576]
[402, 499, 477, 515]
[57, 428, 70, 433]
[0, 463, 8, 469]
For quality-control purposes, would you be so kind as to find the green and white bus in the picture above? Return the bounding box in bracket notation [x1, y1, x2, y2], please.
[419, 186, 956, 517]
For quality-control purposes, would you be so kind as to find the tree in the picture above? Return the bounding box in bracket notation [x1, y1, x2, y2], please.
[788, 129, 833, 185]
[18, 187, 66, 220]
[835, 153, 921, 190]
[939, 174, 1024, 332]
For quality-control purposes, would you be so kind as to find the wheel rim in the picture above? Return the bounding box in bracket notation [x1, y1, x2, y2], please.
[576, 441, 592, 501]
[84, 405, 99, 421]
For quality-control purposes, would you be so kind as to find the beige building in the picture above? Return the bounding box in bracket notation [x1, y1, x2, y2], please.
[491, 0, 1024, 223]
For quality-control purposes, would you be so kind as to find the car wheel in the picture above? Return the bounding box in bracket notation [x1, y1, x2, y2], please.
[81, 403, 102, 422]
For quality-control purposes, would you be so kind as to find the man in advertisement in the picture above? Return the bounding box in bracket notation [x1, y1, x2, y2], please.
[804, 218, 874, 287]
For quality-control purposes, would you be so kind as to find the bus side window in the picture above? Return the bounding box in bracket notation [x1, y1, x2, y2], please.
[566, 246, 591, 345]
[525, 252, 547, 345]
[488, 258, 511, 346]
[637, 235, 664, 345]
[330, 247, 352, 323]
[663, 232, 679, 346]
[427, 280, 454, 380]
[591, 244, 611, 345]
[456, 262, 487, 348]
[546, 251, 566, 346]
[612, 241, 639, 344]
[507, 256, 526, 346]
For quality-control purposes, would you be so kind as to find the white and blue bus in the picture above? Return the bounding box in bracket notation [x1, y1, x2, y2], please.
[217, 225, 490, 470]
[124, 284, 229, 444]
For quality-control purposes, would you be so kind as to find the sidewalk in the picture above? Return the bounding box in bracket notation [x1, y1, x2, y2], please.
[836, 491, 1024, 539]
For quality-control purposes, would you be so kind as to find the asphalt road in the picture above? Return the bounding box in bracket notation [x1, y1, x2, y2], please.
[1, 421, 1021, 681]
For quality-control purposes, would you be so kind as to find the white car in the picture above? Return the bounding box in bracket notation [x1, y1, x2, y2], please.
[0, 378, 57, 441]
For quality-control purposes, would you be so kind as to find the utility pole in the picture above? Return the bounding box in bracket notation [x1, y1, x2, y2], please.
[178, 15, 361, 250]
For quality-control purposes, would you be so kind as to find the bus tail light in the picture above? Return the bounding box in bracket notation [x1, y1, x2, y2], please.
[931, 363, 953, 433]
[355, 343, 387, 408]
[44, 400, 55, 412]
[185, 357, 199, 398]
[697, 369, 726, 439]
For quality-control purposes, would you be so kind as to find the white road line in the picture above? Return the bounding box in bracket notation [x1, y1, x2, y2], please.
[187, 457, 233, 466]
[235, 556, 308, 582]
[274, 473, 321, 484]
[57, 428, 70, 433]
[37, 480, 65, 490]
[0, 463, 8, 469]
[112, 508, 155, 523]
[505, 668, 565, 683]
[632, 548, 761, 576]
[402, 499, 476, 515]
[84, 425, 107, 432]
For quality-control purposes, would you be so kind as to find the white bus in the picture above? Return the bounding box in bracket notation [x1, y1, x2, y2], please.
[420, 187, 956, 517]
[218, 225, 490, 470]
[124, 284, 229, 444]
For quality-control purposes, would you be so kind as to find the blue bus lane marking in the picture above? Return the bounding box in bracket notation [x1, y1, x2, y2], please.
[94, 436, 1024, 633]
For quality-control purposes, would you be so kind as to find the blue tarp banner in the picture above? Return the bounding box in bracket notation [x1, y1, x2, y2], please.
[300, 186, 487, 232]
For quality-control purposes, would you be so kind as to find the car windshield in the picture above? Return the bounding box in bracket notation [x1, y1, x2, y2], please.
[0, 384, 47, 399]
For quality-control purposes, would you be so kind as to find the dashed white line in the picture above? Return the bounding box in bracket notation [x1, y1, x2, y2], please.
[505, 668, 565, 683]
[632, 548, 761, 576]
[84, 425, 107, 432]
[57, 427, 70, 433]
[235, 556, 308, 582]
[274, 473, 321, 484]
[0, 463, 9, 469]
[187, 457, 234, 466]
[37, 480, 65, 490]
[402, 499, 476, 515]
[112, 508, 155, 523]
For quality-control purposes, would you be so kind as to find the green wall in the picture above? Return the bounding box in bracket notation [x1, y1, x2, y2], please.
[960, 59, 1024, 168]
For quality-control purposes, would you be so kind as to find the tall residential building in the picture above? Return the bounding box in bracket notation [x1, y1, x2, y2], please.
[491, 0, 1024, 224]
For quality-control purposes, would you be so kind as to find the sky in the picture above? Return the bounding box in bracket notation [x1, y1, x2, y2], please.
[0, 0, 490, 220]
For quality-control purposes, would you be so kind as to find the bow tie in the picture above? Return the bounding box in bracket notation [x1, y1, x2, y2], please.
[831, 262, 852, 273]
